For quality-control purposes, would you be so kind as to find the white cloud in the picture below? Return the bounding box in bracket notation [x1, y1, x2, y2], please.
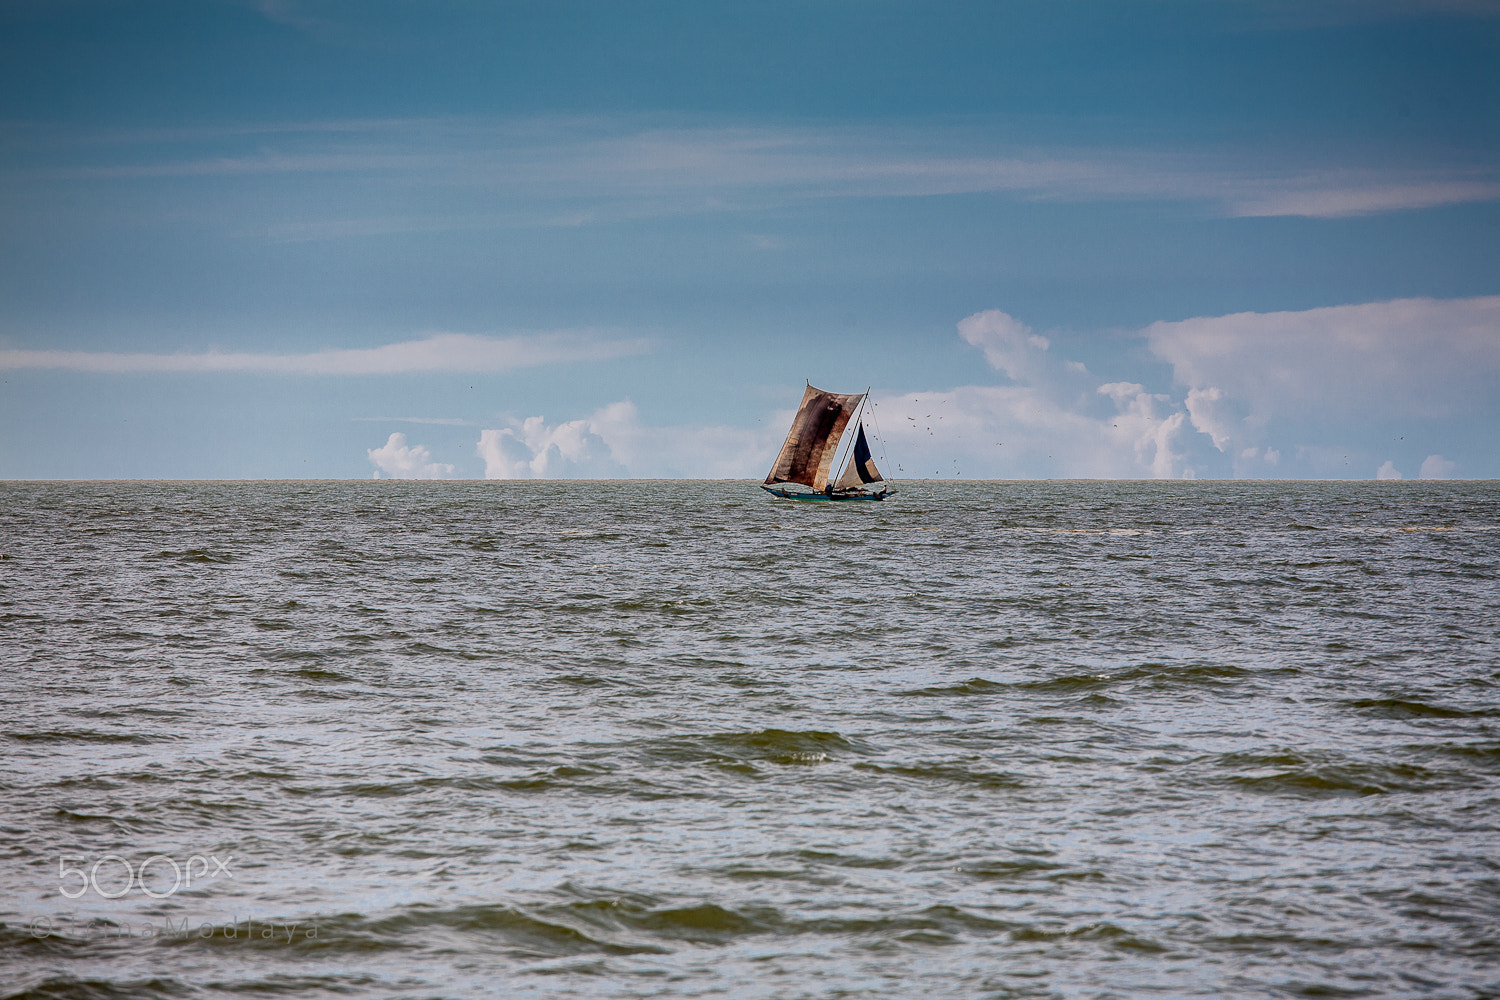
[583, 400, 785, 479]
[1099, 383, 1190, 479]
[354, 299, 1500, 482]
[1376, 460, 1403, 480]
[1419, 454, 1458, 479]
[476, 416, 625, 479]
[339, 298, 1490, 484]
[1184, 386, 1235, 452]
[477, 400, 780, 479]
[868, 381, 1194, 480]
[1147, 298, 1500, 443]
[866, 312, 1201, 480]
[932, 298, 1498, 480]
[1143, 296, 1500, 475]
[0, 330, 649, 375]
[368, 432, 454, 479]
[956, 310, 1050, 383]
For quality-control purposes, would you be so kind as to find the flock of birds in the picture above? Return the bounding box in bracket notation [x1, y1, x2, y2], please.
[886, 396, 983, 478]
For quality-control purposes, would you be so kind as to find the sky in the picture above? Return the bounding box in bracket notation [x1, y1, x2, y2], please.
[0, 0, 1496, 481]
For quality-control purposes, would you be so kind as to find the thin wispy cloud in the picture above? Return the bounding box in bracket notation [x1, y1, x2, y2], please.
[0, 330, 650, 375]
[1229, 177, 1500, 218]
[7, 118, 1496, 230]
[353, 416, 473, 425]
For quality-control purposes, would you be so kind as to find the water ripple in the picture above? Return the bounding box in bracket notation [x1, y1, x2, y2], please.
[1, 480, 1497, 999]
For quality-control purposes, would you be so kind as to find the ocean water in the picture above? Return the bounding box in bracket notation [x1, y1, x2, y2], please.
[1, 480, 1497, 1000]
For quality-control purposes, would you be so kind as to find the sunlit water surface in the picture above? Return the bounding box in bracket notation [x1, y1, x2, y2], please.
[1, 480, 1497, 999]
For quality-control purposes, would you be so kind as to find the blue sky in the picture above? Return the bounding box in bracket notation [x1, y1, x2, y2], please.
[1, 0, 1496, 480]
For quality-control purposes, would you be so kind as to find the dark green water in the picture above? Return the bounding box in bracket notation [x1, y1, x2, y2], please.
[1, 480, 1497, 998]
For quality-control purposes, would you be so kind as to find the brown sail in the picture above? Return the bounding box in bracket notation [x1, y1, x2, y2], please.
[764, 384, 864, 490]
[835, 424, 883, 488]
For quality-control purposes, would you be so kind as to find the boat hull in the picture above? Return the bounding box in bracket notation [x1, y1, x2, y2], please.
[760, 485, 890, 502]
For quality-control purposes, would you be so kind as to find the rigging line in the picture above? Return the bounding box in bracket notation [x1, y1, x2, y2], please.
[857, 389, 882, 488]
[863, 386, 881, 471]
[866, 391, 892, 483]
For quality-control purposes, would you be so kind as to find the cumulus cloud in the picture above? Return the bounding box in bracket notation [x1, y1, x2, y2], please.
[957, 310, 1051, 383]
[336, 297, 1491, 483]
[911, 297, 1497, 480]
[1184, 386, 1235, 452]
[1146, 297, 1500, 457]
[0, 330, 649, 375]
[476, 400, 780, 479]
[869, 313, 1201, 480]
[869, 382, 1196, 480]
[1098, 383, 1190, 479]
[476, 416, 625, 479]
[1419, 454, 1458, 479]
[368, 432, 454, 479]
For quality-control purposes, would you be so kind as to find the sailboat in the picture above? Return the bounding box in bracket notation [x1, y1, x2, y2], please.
[761, 384, 893, 502]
